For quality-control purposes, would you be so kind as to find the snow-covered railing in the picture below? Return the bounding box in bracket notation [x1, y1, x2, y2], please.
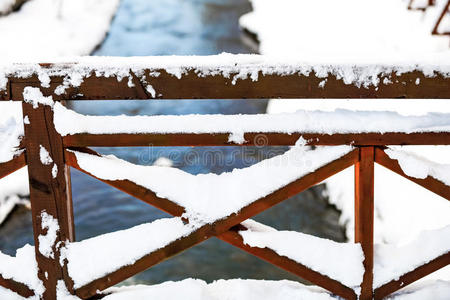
[1, 55, 450, 101]
[0, 56, 449, 300]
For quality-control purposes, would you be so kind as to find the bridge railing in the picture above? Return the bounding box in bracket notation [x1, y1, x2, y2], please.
[0, 56, 449, 300]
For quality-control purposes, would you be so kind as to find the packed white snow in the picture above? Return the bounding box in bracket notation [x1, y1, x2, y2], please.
[62, 217, 197, 289]
[385, 148, 450, 186]
[51, 102, 450, 137]
[239, 220, 364, 288]
[1, 53, 450, 95]
[39, 145, 53, 166]
[385, 280, 450, 300]
[100, 279, 450, 300]
[68, 143, 353, 224]
[0, 0, 119, 59]
[240, 0, 450, 56]
[101, 279, 337, 300]
[23, 86, 54, 109]
[0, 244, 44, 296]
[1, 277, 449, 300]
[374, 225, 450, 287]
[38, 211, 59, 259]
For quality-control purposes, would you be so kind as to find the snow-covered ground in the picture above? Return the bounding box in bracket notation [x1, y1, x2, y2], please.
[240, 0, 450, 285]
[0, 0, 119, 224]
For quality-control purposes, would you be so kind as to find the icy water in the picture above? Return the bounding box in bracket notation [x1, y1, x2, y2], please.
[0, 0, 345, 285]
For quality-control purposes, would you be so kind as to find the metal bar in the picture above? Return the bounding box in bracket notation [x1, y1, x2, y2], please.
[354, 147, 375, 300]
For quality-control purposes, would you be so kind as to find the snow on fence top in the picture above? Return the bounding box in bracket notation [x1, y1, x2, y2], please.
[239, 220, 365, 288]
[52, 102, 450, 138]
[1, 53, 450, 100]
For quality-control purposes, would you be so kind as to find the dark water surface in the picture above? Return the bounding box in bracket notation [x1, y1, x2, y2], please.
[0, 0, 345, 286]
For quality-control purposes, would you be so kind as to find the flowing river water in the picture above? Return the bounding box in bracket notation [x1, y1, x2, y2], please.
[0, 0, 345, 286]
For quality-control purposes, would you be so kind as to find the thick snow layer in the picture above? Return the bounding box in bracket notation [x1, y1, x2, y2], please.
[385, 148, 450, 186]
[69, 143, 352, 224]
[62, 217, 197, 289]
[101, 279, 450, 300]
[52, 102, 450, 137]
[0, 244, 43, 295]
[0, 286, 24, 300]
[386, 280, 450, 300]
[1, 278, 449, 300]
[374, 225, 450, 288]
[0, 0, 119, 60]
[239, 220, 364, 288]
[1, 53, 450, 94]
[23, 86, 54, 109]
[56, 280, 80, 300]
[102, 279, 337, 300]
[240, 0, 450, 56]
